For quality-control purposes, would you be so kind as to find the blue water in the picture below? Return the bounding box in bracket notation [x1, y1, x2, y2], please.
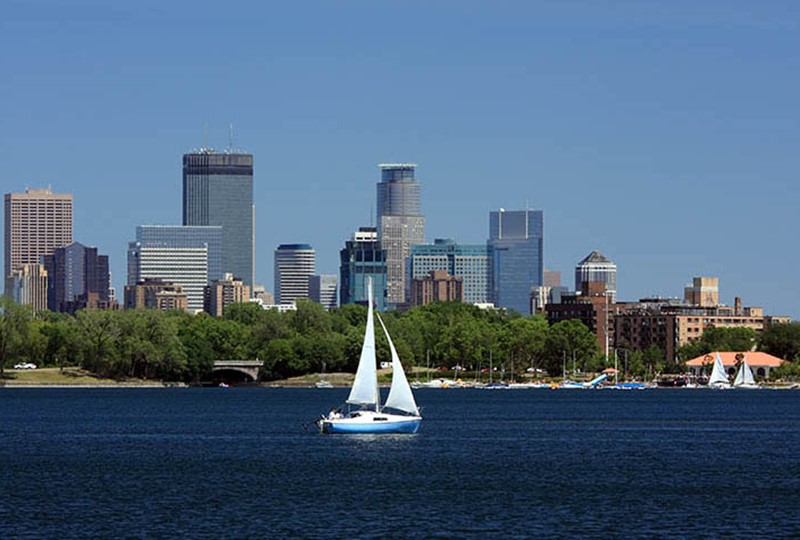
[1, 388, 799, 539]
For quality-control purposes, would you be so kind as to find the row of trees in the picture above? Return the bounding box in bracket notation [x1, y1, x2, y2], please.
[2, 296, 799, 382]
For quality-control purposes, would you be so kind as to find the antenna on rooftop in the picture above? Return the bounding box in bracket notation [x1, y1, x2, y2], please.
[228, 122, 235, 152]
[203, 120, 209, 151]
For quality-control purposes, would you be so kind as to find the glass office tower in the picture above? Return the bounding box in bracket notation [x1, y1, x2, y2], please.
[376, 163, 425, 306]
[309, 275, 338, 311]
[43, 241, 110, 313]
[183, 150, 254, 287]
[409, 239, 490, 304]
[127, 225, 223, 313]
[488, 209, 544, 315]
[339, 227, 388, 311]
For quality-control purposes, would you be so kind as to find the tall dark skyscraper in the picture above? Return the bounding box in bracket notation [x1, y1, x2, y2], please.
[43, 241, 110, 313]
[376, 163, 425, 306]
[339, 227, 388, 311]
[183, 150, 254, 288]
[488, 208, 544, 315]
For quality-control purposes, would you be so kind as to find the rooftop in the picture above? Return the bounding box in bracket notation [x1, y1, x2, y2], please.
[578, 250, 614, 265]
[685, 351, 785, 367]
[378, 163, 417, 169]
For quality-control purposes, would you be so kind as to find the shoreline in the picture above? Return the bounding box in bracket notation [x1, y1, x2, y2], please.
[2, 381, 798, 390]
[0, 382, 188, 388]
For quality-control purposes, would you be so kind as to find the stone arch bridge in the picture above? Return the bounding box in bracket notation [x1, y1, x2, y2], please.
[212, 360, 263, 383]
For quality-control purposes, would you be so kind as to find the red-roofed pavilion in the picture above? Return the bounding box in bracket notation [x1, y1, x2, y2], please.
[685, 351, 785, 378]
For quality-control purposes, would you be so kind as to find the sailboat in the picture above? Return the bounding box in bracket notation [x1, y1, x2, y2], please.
[319, 279, 422, 434]
[707, 353, 731, 389]
[733, 357, 758, 389]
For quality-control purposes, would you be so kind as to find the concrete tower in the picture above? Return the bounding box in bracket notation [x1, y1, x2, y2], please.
[376, 163, 425, 306]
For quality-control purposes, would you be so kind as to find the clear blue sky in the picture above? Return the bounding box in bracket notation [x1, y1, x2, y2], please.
[3, 1, 799, 318]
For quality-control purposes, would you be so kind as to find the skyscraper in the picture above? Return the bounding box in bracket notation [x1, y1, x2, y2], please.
[43, 241, 110, 313]
[4, 188, 73, 294]
[376, 163, 425, 306]
[339, 227, 388, 311]
[309, 275, 338, 311]
[409, 239, 490, 304]
[127, 225, 222, 313]
[129, 225, 223, 284]
[488, 208, 544, 315]
[575, 250, 617, 302]
[7, 264, 48, 313]
[183, 150, 254, 287]
[274, 244, 316, 305]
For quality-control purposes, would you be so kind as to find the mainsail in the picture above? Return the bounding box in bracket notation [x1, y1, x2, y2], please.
[708, 353, 730, 386]
[347, 278, 379, 410]
[377, 313, 419, 416]
[733, 358, 756, 387]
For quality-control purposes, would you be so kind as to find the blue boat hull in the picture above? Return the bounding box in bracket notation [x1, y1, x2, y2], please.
[321, 415, 421, 434]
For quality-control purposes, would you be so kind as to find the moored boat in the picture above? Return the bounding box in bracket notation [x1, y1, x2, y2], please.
[707, 353, 732, 389]
[733, 357, 759, 389]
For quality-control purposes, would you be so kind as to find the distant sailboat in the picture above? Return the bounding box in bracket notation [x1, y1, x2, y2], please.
[733, 357, 758, 389]
[318, 278, 422, 434]
[707, 353, 731, 389]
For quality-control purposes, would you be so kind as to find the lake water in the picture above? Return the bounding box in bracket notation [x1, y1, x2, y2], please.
[1, 388, 799, 539]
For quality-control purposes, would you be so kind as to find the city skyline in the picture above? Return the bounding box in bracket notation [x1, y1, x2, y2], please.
[2, 2, 799, 318]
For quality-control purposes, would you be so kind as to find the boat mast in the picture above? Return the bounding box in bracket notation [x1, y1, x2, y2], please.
[426, 350, 430, 383]
[371, 280, 380, 412]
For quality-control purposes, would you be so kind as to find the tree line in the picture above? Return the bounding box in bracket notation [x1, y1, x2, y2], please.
[2, 296, 799, 382]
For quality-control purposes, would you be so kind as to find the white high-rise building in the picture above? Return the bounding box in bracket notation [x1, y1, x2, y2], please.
[126, 225, 223, 313]
[274, 244, 316, 305]
[128, 244, 208, 313]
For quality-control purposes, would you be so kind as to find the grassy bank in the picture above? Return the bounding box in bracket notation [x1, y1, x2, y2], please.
[1, 367, 181, 387]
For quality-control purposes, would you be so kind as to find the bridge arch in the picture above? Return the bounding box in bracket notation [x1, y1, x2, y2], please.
[211, 360, 263, 384]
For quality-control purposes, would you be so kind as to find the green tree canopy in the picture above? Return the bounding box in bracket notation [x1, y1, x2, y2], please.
[541, 319, 599, 377]
[758, 322, 800, 361]
[0, 297, 32, 377]
[677, 325, 757, 361]
[499, 315, 548, 377]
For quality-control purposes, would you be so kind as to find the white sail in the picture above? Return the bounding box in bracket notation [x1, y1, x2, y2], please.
[734, 358, 756, 387]
[347, 278, 379, 410]
[377, 313, 419, 416]
[708, 354, 730, 386]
